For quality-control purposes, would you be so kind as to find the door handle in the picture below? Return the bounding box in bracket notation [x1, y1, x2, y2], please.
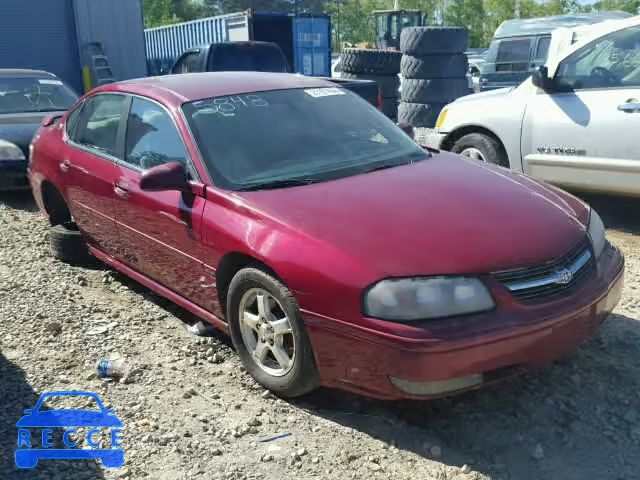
[617, 99, 640, 112]
[59, 159, 71, 173]
[113, 179, 130, 199]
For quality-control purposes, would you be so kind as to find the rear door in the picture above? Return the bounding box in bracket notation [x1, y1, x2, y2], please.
[521, 24, 640, 196]
[63, 93, 128, 255]
[113, 95, 208, 305]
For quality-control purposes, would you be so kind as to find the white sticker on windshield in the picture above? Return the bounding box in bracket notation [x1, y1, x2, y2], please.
[304, 88, 345, 98]
[38, 79, 63, 85]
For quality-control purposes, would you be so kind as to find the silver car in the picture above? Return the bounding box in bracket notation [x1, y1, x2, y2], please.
[427, 15, 640, 198]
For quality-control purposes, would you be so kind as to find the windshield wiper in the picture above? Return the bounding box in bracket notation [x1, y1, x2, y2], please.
[237, 177, 317, 191]
[359, 153, 430, 175]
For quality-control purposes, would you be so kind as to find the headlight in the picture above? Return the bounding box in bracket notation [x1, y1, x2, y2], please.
[0, 140, 26, 161]
[364, 277, 495, 322]
[588, 208, 606, 258]
[435, 107, 448, 130]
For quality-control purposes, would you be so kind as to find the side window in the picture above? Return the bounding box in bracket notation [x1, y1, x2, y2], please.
[390, 14, 399, 42]
[495, 38, 532, 72]
[556, 26, 640, 90]
[124, 97, 190, 172]
[376, 15, 388, 39]
[172, 51, 200, 74]
[65, 102, 84, 142]
[535, 36, 551, 61]
[73, 95, 126, 156]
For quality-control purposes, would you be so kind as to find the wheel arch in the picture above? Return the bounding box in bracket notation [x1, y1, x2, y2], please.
[40, 180, 71, 226]
[215, 251, 283, 317]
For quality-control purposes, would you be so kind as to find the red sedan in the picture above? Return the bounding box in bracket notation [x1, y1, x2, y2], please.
[29, 72, 624, 399]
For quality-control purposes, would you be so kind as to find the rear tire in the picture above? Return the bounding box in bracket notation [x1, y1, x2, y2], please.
[400, 27, 469, 55]
[451, 133, 509, 167]
[400, 54, 468, 79]
[50, 222, 94, 265]
[401, 78, 469, 104]
[340, 49, 402, 75]
[227, 267, 320, 397]
[397, 102, 445, 128]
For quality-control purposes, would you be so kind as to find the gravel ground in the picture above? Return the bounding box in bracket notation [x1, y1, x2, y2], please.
[1, 191, 639, 480]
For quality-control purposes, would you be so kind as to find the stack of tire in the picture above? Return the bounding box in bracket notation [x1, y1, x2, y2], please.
[339, 48, 402, 119]
[398, 27, 469, 128]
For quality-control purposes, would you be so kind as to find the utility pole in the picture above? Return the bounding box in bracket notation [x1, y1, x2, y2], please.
[514, 0, 521, 18]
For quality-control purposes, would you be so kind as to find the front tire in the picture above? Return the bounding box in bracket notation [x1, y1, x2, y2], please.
[451, 133, 509, 167]
[227, 267, 320, 397]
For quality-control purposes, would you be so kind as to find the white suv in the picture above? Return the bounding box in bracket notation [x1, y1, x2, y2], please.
[427, 16, 640, 198]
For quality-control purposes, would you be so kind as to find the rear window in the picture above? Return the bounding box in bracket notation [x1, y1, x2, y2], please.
[207, 44, 289, 73]
[495, 38, 532, 71]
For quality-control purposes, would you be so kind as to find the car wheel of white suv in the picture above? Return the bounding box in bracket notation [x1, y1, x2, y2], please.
[451, 133, 509, 168]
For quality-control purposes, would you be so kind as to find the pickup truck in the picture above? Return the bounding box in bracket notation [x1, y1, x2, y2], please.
[168, 41, 382, 113]
[425, 15, 640, 198]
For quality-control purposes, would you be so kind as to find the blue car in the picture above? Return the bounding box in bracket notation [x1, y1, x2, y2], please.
[15, 391, 123, 468]
[0, 69, 77, 191]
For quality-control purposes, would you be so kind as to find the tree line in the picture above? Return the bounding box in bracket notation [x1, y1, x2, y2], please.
[142, 0, 640, 47]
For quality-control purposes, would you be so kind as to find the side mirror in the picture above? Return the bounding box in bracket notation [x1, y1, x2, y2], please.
[397, 122, 415, 139]
[42, 114, 63, 127]
[140, 162, 190, 192]
[23, 409, 34, 415]
[532, 66, 553, 91]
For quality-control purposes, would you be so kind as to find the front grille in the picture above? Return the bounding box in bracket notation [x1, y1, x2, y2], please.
[493, 238, 594, 303]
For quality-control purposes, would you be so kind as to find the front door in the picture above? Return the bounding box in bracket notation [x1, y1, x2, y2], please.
[63, 93, 128, 255]
[113, 96, 208, 306]
[521, 24, 640, 196]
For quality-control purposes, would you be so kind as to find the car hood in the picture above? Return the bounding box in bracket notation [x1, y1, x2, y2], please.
[235, 152, 589, 277]
[0, 112, 56, 155]
[16, 410, 123, 428]
[451, 87, 513, 105]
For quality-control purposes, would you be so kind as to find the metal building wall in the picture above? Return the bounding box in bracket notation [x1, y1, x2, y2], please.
[0, 0, 83, 92]
[145, 13, 250, 75]
[73, 0, 148, 89]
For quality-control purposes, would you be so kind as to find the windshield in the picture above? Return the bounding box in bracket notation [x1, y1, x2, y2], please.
[182, 87, 427, 191]
[0, 77, 78, 114]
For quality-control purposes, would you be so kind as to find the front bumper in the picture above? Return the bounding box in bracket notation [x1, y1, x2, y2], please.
[420, 130, 446, 150]
[0, 159, 29, 190]
[304, 245, 624, 400]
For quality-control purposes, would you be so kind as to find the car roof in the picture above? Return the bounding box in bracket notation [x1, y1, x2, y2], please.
[100, 72, 336, 104]
[0, 69, 58, 78]
[494, 11, 631, 38]
[93, 72, 336, 105]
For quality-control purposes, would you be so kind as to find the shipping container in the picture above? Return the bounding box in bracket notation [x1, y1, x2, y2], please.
[145, 11, 331, 77]
[0, 0, 147, 93]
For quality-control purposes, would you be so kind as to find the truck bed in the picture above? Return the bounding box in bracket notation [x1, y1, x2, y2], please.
[324, 77, 380, 110]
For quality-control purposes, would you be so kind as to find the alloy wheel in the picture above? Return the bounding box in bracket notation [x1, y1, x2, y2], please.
[460, 147, 486, 162]
[238, 288, 295, 377]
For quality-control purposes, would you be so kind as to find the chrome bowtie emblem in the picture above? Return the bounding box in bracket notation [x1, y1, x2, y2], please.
[555, 269, 573, 285]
